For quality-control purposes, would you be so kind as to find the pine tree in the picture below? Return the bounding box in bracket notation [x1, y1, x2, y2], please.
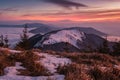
[112, 41, 120, 55]
[0, 35, 4, 47]
[98, 37, 110, 53]
[16, 24, 30, 50]
[21, 24, 29, 42]
[4, 35, 9, 48]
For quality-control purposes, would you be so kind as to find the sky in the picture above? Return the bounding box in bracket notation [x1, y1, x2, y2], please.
[0, 0, 120, 36]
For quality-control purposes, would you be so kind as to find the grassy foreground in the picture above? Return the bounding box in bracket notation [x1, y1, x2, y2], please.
[0, 49, 120, 80]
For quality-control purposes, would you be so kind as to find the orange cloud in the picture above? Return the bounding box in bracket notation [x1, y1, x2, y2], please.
[0, 9, 120, 22]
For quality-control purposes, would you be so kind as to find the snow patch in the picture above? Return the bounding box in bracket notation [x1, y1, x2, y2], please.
[36, 52, 71, 74]
[4, 62, 25, 76]
[0, 74, 64, 80]
[105, 36, 120, 42]
[0, 48, 21, 54]
[0, 62, 65, 80]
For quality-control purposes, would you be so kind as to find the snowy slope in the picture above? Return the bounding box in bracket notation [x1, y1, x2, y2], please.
[35, 29, 86, 49]
[33, 28, 107, 52]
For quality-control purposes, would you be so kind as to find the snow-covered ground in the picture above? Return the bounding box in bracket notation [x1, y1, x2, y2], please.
[0, 62, 65, 80]
[0, 48, 21, 54]
[1, 48, 120, 80]
[0, 48, 71, 80]
[36, 52, 71, 74]
[0, 27, 34, 48]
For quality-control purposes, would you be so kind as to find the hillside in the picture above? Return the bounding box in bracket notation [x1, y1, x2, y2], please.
[30, 28, 106, 52]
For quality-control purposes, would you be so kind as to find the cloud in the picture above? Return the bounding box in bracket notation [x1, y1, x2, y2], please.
[0, 8, 18, 12]
[0, 8, 18, 16]
[42, 0, 87, 9]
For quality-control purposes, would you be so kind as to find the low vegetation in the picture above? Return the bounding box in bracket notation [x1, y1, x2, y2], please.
[57, 63, 120, 80]
[45, 51, 119, 66]
[89, 66, 120, 80]
[0, 50, 15, 75]
[14, 50, 50, 76]
[1, 48, 120, 80]
[0, 49, 50, 76]
[57, 63, 92, 80]
[52, 51, 120, 80]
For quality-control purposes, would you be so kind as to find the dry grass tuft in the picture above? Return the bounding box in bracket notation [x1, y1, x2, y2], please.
[57, 63, 120, 80]
[53, 52, 119, 67]
[0, 49, 50, 76]
[0, 50, 15, 75]
[14, 50, 50, 76]
[57, 63, 91, 80]
[89, 66, 120, 80]
[51, 51, 120, 80]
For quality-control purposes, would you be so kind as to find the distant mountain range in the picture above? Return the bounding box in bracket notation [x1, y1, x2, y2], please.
[0, 23, 59, 34]
[0, 23, 57, 28]
[0, 23, 106, 36]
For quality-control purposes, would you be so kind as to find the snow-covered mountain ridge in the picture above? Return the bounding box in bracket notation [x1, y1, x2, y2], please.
[32, 27, 106, 52]
[36, 29, 86, 49]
